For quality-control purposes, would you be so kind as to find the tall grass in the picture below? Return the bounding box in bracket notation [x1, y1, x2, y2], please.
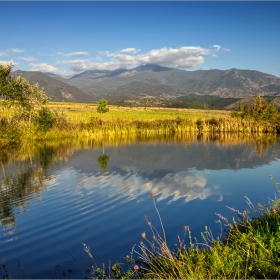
[1, 103, 279, 147]
[130, 187, 280, 279]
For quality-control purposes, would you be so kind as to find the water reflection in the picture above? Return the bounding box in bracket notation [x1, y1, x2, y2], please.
[80, 170, 222, 204]
[98, 155, 110, 171]
[98, 137, 110, 171]
[0, 133, 279, 235]
[0, 154, 45, 232]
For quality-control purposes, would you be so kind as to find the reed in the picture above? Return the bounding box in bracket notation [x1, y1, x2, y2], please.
[1, 103, 279, 147]
[130, 183, 280, 279]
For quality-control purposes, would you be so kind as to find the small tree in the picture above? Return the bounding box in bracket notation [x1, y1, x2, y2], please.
[97, 98, 109, 113]
[0, 62, 49, 129]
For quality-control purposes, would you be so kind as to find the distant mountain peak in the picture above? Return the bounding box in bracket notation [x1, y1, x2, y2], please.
[134, 64, 174, 72]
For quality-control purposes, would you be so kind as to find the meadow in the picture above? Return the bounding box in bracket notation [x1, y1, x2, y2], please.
[1, 100, 279, 148]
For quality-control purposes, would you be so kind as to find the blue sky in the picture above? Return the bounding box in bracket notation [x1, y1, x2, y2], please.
[1, 1, 280, 77]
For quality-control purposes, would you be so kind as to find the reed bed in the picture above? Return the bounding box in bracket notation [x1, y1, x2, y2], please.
[1, 102, 279, 147]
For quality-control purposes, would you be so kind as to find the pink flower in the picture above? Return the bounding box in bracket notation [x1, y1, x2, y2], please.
[273, 208, 277, 213]
[134, 265, 139, 270]
[86, 267, 90, 272]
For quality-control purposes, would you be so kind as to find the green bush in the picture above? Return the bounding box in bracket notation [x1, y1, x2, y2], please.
[0, 116, 22, 146]
[33, 107, 55, 133]
[97, 98, 109, 114]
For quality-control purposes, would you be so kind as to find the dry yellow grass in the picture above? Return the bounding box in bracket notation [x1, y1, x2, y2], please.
[46, 102, 231, 124]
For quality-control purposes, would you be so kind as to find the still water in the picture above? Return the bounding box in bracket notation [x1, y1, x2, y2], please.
[1, 134, 280, 278]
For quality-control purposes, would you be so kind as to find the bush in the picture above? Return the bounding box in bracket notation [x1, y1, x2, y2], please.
[34, 107, 55, 133]
[97, 98, 109, 114]
[0, 116, 22, 146]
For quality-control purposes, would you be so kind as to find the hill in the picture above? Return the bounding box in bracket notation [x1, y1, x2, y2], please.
[12, 70, 95, 103]
[49, 65, 280, 104]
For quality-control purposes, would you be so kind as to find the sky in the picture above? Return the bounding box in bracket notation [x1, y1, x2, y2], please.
[1, 1, 280, 77]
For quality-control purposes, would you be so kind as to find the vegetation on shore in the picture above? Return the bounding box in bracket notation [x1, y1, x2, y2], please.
[131, 186, 280, 279]
[1, 98, 280, 148]
[72, 179, 280, 279]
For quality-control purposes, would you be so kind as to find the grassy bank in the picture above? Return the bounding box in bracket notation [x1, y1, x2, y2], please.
[80, 181, 280, 279]
[1, 102, 279, 147]
[134, 193, 280, 279]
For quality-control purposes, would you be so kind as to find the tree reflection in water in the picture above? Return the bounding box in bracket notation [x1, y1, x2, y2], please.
[0, 147, 50, 234]
[98, 138, 110, 172]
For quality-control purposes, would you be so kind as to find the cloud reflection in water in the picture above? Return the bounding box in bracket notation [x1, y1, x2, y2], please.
[80, 170, 222, 203]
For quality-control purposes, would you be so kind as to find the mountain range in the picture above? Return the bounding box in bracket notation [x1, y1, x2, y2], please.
[12, 64, 280, 109]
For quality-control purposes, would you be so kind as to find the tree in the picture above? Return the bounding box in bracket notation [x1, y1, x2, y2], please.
[0, 62, 49, 128]
[251, 95, 278, 121]
[97, 98, 109, 113]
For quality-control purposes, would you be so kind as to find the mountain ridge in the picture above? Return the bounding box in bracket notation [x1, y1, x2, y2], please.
[11, 65, 280, 108]
[46, 65, 280, 102]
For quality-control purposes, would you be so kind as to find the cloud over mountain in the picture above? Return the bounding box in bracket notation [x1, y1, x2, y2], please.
[57, 45, 226, 72]
[30, 62, 58, 73]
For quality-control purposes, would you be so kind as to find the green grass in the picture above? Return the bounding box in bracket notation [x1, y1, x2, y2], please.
[1, 102, 279, 147]
[136, 204, 280, 279]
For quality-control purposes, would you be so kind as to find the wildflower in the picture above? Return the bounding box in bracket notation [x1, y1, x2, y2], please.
[184, 225, 189, 231]
[144, 215, 148, 220]
[134, 265, 139, 270]
[273, 208, 277, 213]
[140, 241, 143, 245]
[148, 221, 152, 226]
[150, 193, 155, 199]
[141, 232, 146, 238]
[86, 267, 90, 272]
[243, 210, 247, 215]
[249, 266, 252, 271]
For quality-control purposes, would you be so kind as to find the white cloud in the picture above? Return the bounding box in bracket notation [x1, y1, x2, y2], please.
[223, 48, 231, 52]
[120, 48, 140, 54]
[137, 47, 209, 68]
[58, 52, 137, 72]
[9, 48, 25, 53]
[19, 57, 37, 62]
[30, 63, 57, 73]
[55, 45, 226, 73]
[212, 45, 221, 51]
[58, 52, 89, 57]
[0, 52, 7, 57]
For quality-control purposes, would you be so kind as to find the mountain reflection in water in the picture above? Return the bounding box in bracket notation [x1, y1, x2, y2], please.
[0, 133, 280, 278]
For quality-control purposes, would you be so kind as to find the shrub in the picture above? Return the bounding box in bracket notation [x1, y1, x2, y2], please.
[97, 98, 109, 114]
[34, 107, 55, 133]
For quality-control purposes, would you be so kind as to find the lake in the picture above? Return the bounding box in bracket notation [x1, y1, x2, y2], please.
[1, 133, 280, 278]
